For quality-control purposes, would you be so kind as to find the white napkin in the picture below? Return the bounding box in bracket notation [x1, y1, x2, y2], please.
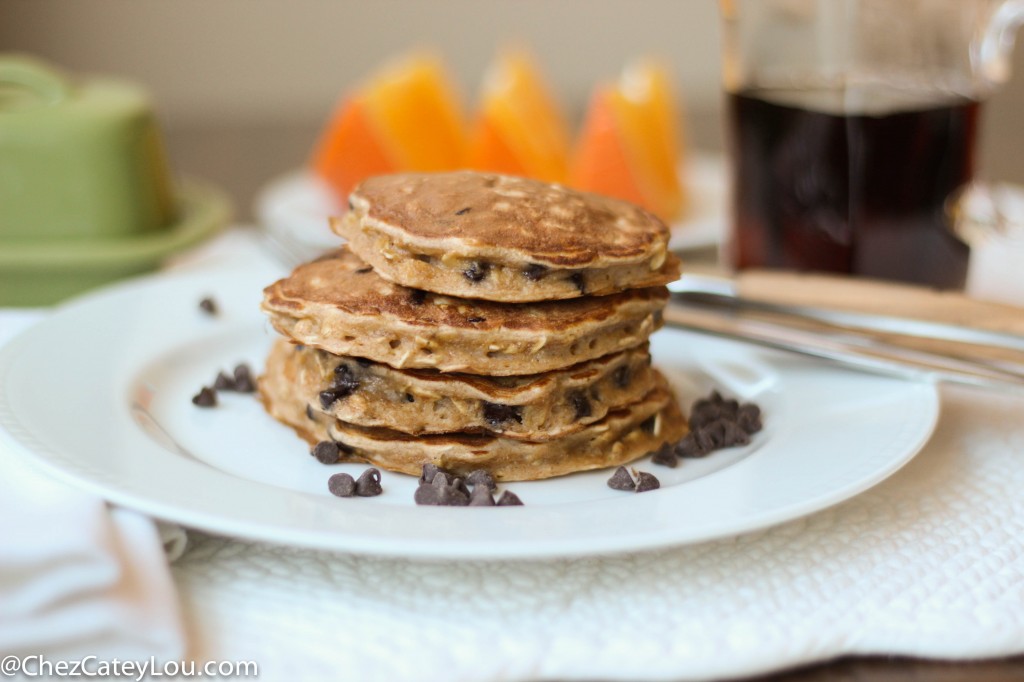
[0, 311, 186, 662]
[170, 384, 1024, 681]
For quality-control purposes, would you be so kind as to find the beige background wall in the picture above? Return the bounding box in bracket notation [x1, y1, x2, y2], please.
[3, 0, 1024, 203]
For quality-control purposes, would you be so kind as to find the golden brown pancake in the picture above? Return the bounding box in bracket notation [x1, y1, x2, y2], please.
[264, 337, 660, 441]
[259, 356, 688, 481]
[331, 171, 681, 302]
[261, 246, 668, 376]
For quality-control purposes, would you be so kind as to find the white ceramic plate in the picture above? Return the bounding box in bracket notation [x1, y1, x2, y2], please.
[255, 155, 728, 263]
[0, 262, 938, 560]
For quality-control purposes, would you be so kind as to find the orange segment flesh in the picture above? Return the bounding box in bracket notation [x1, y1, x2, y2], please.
[610, 60, 685, 220]
[361, 54, 467, 171]
[468, 50, 570, 183]
[569, 89, 648, 209]
[311, 96, 396, 199]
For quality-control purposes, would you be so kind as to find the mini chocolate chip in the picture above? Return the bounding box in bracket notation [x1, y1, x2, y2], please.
[328, 473, 356, 497]
[635, 471, 660, 493]
[319, 389, 341, 409]
[724, 420, 751, 447]
[737, 404, 763, 434]
[569, 272, 586, 294]
[414, 483, 443, 505]
[675, 432, 709, 458]
[191, 387, 217, 407]
[312, 441, 340, 464]
[467, 316, 486, 324]
[233, 364, 256, 393]
[469, 486, 495, 506]
[355, 468, 383, 497]
[607, 466, 635, 491]
[431, 470, 453, 488]
[409, 289, 427, 305]
[213, 371, 235, 391]
[419, 463, 451, 486]
[198, 297, 218, 315]
[523, 263, 548, 281]
[704, 419, 729, 448]
[445, 487, 470, 507]
[405, 393, 415, 402]
[455, 207, 471, 215]
[569, 391, 592, 420]
[613, 365, 631, 389]
[466, 469, 496, 491]
[451, 477, 470, 497]
[306, 404, 315, 420]
[463, 261, 491, 283]
[651, 442, 679, 468]
[355, 357, 372, 367]
[330, 364, 360, 396]
[482, 402, 524, 427]
[496, 490, 523, 506]
[355, 266, 373, 274]
[639, 415, 657, 434]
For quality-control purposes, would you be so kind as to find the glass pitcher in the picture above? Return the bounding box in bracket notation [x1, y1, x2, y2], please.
[720, 0, 1024, 288]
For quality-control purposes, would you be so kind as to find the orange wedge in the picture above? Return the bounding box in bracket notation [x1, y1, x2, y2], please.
[361, 52, 467, 172]
[310, 52, 467, 200]
[570, 60, 685, 221]
[467, 49, 570, 183]
[311, 96, 396, 200]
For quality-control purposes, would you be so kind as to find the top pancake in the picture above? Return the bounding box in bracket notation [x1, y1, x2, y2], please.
[332, 171, 681, 302]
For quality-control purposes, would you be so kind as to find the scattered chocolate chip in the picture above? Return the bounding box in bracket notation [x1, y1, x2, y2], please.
[451, 477, 470, 497]
[607, 466, 636, 491]
[613, 365, 631, 389]
[496, 490, 523, 506]
[455, 207, 472, 215]
[355, 266, 373, 274]
[569, 272, 586, 294]
[446, 487, 471, 506]
[466, 469, 496, 491]
[523, 263, 548, 281]
[319, 389, 342, 409]
[569, 391, 592, 420]
[328, 473, 356, 497]
[409, 288, 427, 305]
[312, 441, 340, 465]
[198, 297, 218, 315]
[635, 471, 660, 493]
[431, 470, 453, 488]
[233, 363, 256, 393]
[419, 463, 451, 486]
[737, 404, 763, 434]
[405, 393, 415, 403]
[463, 261, 491, 283]
[482, 402, 524, 427]
[675, 432, 710, 458]
[213, 371, 235, 390]
[306, 404, 315, 420]
[414, 483, 443, 505]
[467, 316, 486, 324]
[355, 468, 383, 497]
[469, 486, 495, 506]
[191, 387, 217, 407]
[651, 442, 679, 468]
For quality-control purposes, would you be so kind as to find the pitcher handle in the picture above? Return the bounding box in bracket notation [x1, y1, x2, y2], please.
[0, 54, 72, 105]
[977, 0, 1024, 85]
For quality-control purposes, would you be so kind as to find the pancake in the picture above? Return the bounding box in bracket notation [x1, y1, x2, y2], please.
[261, 246, 668, 376]
[264, 336, 660, 440]
[331, 171, 681, 302]
[259, 357, 688, 481]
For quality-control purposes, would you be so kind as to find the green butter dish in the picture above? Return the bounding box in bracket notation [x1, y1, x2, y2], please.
[0, 54, 176, 241]
[0, 178, 231, 306]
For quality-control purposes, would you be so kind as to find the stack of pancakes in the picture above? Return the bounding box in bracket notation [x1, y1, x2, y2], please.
[259, 171, 687, 481]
